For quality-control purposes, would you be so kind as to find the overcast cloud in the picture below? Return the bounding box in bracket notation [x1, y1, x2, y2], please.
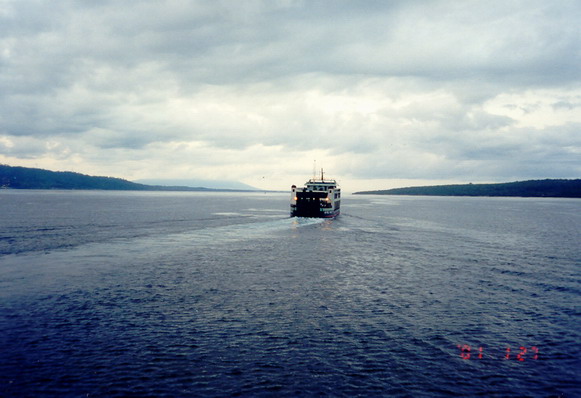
[1, 0, 579, 191]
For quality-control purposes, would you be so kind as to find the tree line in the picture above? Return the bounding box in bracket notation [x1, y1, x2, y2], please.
[354, 179, 581, 198]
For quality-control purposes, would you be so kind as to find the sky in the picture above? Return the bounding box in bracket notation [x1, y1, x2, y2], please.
[1, 0, 580, 192]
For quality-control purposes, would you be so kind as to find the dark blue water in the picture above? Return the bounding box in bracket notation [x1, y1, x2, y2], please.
[1, 190, 580, 397]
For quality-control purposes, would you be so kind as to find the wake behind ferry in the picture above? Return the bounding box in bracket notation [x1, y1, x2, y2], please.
[291, 170, 341, 218]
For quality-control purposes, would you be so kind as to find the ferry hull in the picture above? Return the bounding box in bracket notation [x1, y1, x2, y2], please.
[295, 211, 340, 218]
[290, 207, 340, 218]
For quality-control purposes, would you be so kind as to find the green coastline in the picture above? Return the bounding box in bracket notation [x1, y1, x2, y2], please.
[0, 164, 254, 192]
[354, 179, 581, 198]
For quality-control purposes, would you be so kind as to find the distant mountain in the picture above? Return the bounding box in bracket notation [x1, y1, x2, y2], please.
[135, 178, 258, 191]
[354, 179, 581, 198]
[0, 165, 255, 192]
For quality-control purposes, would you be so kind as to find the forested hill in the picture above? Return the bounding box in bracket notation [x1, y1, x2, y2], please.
[354, 179, 581, 198]
[0, 164, 224, 191]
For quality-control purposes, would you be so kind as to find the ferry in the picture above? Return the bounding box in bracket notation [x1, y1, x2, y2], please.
[291, 170, 341, 218]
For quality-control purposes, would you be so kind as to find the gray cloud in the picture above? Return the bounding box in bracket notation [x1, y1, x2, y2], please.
[1, 0, 579, 190]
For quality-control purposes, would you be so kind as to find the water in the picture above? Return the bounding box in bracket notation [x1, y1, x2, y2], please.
[1, 190, 580, 397]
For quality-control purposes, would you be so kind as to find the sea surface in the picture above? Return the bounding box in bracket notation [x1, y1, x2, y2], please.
[1, 190, 579, 397]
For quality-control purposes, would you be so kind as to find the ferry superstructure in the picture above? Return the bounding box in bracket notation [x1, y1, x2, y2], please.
[290, 170, 341, 218]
